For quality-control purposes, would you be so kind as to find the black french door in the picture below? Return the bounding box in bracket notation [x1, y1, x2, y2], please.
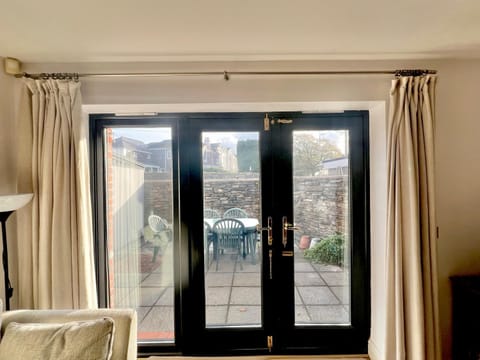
[181, 111, 370, 355]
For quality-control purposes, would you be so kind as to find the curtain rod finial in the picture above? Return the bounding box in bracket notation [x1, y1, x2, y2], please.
[3, 57, 22, 76]
[395, 69, 437, 77]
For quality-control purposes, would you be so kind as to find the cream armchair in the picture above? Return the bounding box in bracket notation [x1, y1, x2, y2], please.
[0, 308, 137, 360]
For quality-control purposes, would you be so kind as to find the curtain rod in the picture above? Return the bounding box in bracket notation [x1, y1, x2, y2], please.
[15, 69, 437, 81]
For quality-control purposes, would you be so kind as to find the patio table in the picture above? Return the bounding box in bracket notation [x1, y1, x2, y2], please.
[204, 218, 259, 264]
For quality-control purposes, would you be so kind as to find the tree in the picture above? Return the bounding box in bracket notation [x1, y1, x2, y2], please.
[294, 134, 342, 176]
[237, 139, 259, 172]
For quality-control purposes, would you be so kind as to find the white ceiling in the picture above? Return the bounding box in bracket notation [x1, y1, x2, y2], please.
[1, 0, 480, 63]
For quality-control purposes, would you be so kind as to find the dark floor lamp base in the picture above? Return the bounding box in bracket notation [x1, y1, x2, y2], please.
[0, 211, 14, 311]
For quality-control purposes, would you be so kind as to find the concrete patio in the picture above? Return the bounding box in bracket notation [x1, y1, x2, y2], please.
[136, 244, 350, 340]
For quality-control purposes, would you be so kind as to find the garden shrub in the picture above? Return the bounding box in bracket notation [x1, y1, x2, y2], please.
[304, 233, 345, 266]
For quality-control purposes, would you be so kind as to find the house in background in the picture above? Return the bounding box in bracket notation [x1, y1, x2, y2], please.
[321, 157, 349, 176]
[1, 2, 480, 359]
[147, 140, 172, 173]
[114, 137, 172, 173]
[113, 136, 150, 162]
[203, 137, 238, 172]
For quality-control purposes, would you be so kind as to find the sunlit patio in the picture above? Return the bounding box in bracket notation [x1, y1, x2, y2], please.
[136, 242, 350, 340]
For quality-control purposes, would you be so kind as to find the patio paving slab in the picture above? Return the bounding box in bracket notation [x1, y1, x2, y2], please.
[140, 287, 163, 306]
[235, 262, 261, 273]
[212, 258, 236, 272]
[320, 272, 349, 286]
[312, 263, 344, 272]
[140, 272, 151, 281]
[295, 288, 303, 305]
[206, 305, 228, 325]
[230, 287, 261, 305]
[142, 272, 172, 287]
[136, 249, 356, 339]
[306, 305, 349, 324]
[330, 286, 350, 305]
[295, 305, 311, 323]
[137, 306, 151, 323]
[294, 272, 326, 286]
[156, 287, 174, 305]
[206, 287, 231, 305]
[293, 254, 309, 263]
[152, 264, 174, 275]
[297, 286, 339, 305]
[139, 306, 175, 333]
[206, 272, 234, 287]
[233, 272, 261, 286]
[227, 306, 261, 325]
[294, 262, 316, 272]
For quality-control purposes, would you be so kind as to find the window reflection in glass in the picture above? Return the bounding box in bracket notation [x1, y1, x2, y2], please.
[105, 127, 175, 342]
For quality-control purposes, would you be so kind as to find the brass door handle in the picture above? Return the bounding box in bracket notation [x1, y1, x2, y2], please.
[282, 216, 299, 248]
[283, 223, 299, 231]
[257, 216, 273, 246]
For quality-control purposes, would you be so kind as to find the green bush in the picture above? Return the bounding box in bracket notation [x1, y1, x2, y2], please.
[304, 233, 345, 266]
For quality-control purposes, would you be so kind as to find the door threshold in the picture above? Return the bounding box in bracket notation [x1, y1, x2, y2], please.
[144, 356, 369, 360]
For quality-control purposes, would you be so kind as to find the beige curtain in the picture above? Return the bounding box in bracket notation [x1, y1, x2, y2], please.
[385, 75, 441, 359]
[15, 78, 97, 309]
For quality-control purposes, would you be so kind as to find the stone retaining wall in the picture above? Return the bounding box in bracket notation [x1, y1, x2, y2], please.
[143, 173, 348, 242]
[203, 177, 261, 219]
[294, 175, 348, 242]
[144, 173, 173, 223]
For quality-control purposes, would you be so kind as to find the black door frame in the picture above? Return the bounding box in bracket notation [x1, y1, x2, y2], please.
[180, 111, 370, 355]
[180, 113, 268, 355]
[90, 111, 370, 357]
[265, 111, 370, 354]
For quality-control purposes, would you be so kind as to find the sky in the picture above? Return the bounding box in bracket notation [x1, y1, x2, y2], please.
[112, 128, 346, 154]
[113, 128, 171, 143]
[112, 128, 258, 147]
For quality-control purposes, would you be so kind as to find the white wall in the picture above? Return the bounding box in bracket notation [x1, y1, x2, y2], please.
[0, 57, 19, 309]
[0, 57, 16, 193]
[434, 60, 480, 360]
[7, 58, 480, 359]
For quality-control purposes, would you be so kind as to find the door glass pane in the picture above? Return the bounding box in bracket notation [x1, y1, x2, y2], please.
[105, 127, 175, 342]
[293, 130, 351, 325]
[202, 131, 262, 328]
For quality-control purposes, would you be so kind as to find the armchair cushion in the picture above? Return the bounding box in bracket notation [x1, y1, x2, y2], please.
[0, 317, 114, 360]
[0, 308, 137, 360]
